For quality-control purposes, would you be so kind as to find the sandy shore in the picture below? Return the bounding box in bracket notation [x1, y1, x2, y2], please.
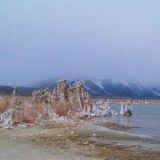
[0, 120, 160, 160]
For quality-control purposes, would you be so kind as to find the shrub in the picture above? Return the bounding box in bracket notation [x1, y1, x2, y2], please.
[33, 103, 49, 119]
[0, 98, 11, 113]
[13, 107, 38, 124]
[54, 101, 76, 117]
[13, 103, 50, 124]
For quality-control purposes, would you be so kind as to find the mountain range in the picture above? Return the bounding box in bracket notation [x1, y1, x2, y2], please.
[0, 79, 160, 99]
[38, 79, 160, 99]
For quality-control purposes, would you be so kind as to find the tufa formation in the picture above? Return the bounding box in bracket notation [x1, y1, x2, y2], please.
[32, 80, 92, 114]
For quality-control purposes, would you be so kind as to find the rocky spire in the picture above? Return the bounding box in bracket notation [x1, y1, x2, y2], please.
[69, 81, 92, 112]
[32, 80, 92, 113]
[53, 80, 70, 101]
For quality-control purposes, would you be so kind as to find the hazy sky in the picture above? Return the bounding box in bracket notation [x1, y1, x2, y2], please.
[0, 0, 160, 86]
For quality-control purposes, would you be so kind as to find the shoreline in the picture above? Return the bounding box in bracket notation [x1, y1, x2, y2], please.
[0, 120, 160, 160]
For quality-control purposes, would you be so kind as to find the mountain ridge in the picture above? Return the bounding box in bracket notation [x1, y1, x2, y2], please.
[0, 79, 160, 99]
[37, 79, 160, 99]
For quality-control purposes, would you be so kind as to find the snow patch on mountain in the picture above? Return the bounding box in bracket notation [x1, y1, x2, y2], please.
[83, 79, 160, 99]
[94, 80, 104, 89]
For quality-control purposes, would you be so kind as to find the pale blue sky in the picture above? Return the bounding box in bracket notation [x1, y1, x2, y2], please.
[0, 0, 160, 86]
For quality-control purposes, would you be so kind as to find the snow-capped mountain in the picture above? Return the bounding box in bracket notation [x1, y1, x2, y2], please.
[37, 79, 160, 99]
[84, 79, 160, 99]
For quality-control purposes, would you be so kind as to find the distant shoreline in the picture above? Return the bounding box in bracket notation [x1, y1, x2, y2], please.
[92, 96, 160, 104]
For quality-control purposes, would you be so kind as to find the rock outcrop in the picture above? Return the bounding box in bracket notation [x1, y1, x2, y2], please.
[70, 81, 92, 112]
[32, 80, 92, 114]
[53, 80, 70, 102]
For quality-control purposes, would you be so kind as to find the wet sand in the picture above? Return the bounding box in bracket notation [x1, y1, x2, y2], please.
[0, 120, 160, 160]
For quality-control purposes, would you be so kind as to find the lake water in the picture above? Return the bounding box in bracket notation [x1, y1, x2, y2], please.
[102, 104, 160, 139]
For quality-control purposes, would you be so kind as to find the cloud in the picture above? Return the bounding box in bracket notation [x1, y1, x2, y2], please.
[0, 0, 160, 86]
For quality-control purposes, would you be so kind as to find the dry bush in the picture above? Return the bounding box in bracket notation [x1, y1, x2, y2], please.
[12, 101, 77, 124]
[54, 101, 77, 117]
[33, 103, 44, 114]
[13, 103, 50, 124]
[13, 107, 38, 124]
[14, 99, 23, 106]
[0, 98, 11, 113]
[33, 103, 49, 119]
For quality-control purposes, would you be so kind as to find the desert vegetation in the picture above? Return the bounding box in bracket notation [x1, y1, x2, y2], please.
[0, 97, 11, 113]
[54, 101, 77, 117]
[12, 101, 76, 124]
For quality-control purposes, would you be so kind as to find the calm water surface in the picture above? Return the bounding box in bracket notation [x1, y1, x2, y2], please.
[101, 104, 160, 139]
